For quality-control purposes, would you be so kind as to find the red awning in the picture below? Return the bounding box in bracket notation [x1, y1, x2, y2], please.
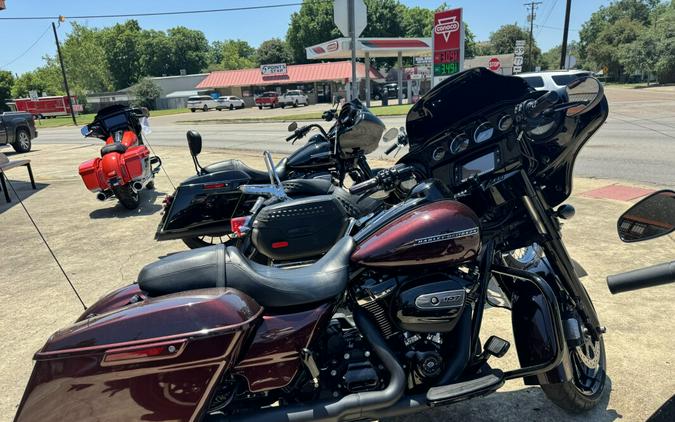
[197, 61, 384, 89]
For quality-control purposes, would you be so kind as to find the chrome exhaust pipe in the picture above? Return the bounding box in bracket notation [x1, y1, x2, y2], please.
[133, 181, 144, 191]
[96, 191, 112, 201]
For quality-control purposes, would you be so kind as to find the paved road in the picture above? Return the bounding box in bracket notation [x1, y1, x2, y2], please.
[31, 87, 675, 185]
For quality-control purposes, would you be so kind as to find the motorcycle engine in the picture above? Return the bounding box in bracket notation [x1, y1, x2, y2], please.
[353, 272, 476, 387]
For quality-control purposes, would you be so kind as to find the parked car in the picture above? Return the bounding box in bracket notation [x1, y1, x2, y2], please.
[516, 70, 592, 91]
[216, 96, 245, 110]
[278, 90, 309, 108]
[187, 95, 218, 112]
[0, 112, 37, 153]
[255, 92, 280, 109]
[372, 83, 407, 100]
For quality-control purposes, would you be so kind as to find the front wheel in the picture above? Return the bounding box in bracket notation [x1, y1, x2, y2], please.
[113, 184, 140, 210]
[542, 334, 606, 413]
[12, 129, 32, 153]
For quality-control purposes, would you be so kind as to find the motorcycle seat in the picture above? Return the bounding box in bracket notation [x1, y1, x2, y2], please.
[100, 143, 127, 156]
[202, 159, 287, 181]
[138, 236, 354, 308]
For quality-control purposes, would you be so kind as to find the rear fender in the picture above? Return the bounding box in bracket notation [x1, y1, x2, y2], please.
[100, 152, 126, 184]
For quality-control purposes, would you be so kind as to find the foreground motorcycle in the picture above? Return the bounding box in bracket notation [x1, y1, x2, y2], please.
[16, 69, 609, 421]
[607, 189, 675, 293]
[155, 100, 391, 248]
[78, 105, 162, 209]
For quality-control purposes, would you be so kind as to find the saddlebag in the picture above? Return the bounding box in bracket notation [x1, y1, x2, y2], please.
[15, 288, 261, 422]
[78, 158, 103, 192]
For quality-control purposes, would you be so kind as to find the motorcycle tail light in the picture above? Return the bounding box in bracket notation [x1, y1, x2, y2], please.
[101, 340, 186, 366]
[272, 241, 289, 249]
[231, 216, 251, 237]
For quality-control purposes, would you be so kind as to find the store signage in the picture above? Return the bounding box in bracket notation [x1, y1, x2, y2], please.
[260, 63, 288, 76]
[513, 40, 526, 74]
[488, 57, 501, 72]
[432, 8, 464, 86]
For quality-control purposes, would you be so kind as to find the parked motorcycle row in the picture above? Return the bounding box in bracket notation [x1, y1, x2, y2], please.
[14, 68, 675, 422]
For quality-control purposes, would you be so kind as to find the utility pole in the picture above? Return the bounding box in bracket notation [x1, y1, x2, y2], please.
[52, 20, 77, 126]
[348, 0, 358, 100]
[560, 0, 572, 69]
[524, 1, 542, 72]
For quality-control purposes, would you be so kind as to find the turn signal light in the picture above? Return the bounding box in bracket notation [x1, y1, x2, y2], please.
[102, 340, 185, 366]
[231, 216, 250, 237]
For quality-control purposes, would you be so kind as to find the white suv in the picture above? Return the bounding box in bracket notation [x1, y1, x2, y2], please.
[279, 90, 309, 108]
[516, 70, 593, 91]
[216, 96, 245, 110]
[187, 95, 218, 112]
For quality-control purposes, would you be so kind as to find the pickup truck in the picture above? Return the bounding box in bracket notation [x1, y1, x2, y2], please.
[279, 90, 309, 108]
[255, 92, 280, 109]
[0, 112, 37, 153]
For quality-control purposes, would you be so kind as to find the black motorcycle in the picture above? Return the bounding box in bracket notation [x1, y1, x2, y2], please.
[607, 189, 675, 293]
[155, 100, 395, 248]
[128, 68, 613, 419]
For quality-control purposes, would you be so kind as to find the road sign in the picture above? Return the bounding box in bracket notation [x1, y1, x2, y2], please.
[334, 0, 367, 37]
[488, 57, 501, 72]
[432, 8, 464, 86]
[513, 40, 526, 74]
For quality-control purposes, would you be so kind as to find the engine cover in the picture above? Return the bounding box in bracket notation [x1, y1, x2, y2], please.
[394, 277, 467, 333]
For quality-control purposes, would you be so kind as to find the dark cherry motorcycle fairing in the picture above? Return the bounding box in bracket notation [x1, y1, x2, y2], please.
[15, 288, 261, 422]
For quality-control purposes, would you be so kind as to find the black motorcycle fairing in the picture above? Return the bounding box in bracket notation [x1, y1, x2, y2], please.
[286, 135, 336, 170]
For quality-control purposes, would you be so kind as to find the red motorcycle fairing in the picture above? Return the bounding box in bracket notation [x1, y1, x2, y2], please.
[78, 130, 149, 192]
[14, 288, 261, 422]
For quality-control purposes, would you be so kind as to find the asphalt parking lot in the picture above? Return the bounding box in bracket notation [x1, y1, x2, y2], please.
[0, 87, 675, 422]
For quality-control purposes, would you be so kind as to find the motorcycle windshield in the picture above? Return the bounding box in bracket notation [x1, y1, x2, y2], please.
[405, 68, 531, 147]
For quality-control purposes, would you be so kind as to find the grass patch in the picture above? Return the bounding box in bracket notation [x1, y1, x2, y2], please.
[178, 104, 413, 125]
[33, 108, 190, 129]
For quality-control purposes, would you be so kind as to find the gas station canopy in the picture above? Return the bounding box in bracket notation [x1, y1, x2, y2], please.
[306, 37, 432, 60]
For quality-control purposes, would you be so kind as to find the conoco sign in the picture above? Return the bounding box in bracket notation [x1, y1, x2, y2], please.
[432, 8, 464, 86]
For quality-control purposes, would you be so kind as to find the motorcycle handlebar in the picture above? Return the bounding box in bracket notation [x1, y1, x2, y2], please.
[526, 91, 560, 118]
[285, 133, 297, 142]
[385, 143, 398, 155]
[607, 261, 675, 294]
[349, 164, 414, 195]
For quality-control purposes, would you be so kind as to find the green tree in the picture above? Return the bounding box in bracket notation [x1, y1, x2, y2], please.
[585, 17, 643, 79]
[287, 0, 341, 64]
[167, 26, 210, 75]
[209, 41, 225, 66]
[219, 39, 257, 70]
[256, 38, 292, 64]
[0, 70, 15, 111]
[541, 41, 580, 70]
[101, 20, 144, 89]
[59, 23, 113, 93]
[132, 77, 161, 109]
[400, 6, 433, 37]
[11, 64, 63, 98]
[488, 24, 541, 70]
[140, 29, 175, 77]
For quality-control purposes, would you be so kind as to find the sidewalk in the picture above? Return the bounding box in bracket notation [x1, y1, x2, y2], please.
[0, 144, 673, 421]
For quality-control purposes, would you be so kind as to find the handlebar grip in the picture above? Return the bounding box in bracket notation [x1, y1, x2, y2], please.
[349, 178, 379, 195]
[607, 261, 675, 294]
[285, 133, 296, 142]
[385, 143, 398, 155]
[527, 91, 560, 118]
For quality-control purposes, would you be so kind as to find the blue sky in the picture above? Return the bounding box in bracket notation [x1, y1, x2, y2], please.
[0, 0, 610, 75]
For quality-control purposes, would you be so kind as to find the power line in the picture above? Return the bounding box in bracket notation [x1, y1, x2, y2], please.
[0, 2, 321, 21]
[534, 23, 580, 32]
[536, 0, 559, 36]
[0, 24, 51, 69]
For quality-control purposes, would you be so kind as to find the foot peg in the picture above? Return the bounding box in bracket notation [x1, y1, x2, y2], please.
[483, 336, 510, 358]
[427, 369, 504, 407]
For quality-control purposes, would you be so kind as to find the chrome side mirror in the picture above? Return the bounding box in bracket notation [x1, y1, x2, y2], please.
[565, 76, 603, 117]
[80, 125, 91, 137]
[617, 190, 675, 242]
[382, 128, 398, 143]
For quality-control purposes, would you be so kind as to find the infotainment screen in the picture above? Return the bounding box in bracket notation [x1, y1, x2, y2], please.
[460, 152, 496, 182]
[102, 113, 129, 131]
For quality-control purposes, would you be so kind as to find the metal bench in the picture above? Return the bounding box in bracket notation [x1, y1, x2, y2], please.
[0, 152, 36, 203]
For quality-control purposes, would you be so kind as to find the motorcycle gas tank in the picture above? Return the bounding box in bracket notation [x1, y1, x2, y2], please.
[286, 135, 335, 170]
[352, 200, 481, 267]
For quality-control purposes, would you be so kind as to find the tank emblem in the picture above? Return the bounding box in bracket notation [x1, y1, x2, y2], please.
[408, 227, 478, 246]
